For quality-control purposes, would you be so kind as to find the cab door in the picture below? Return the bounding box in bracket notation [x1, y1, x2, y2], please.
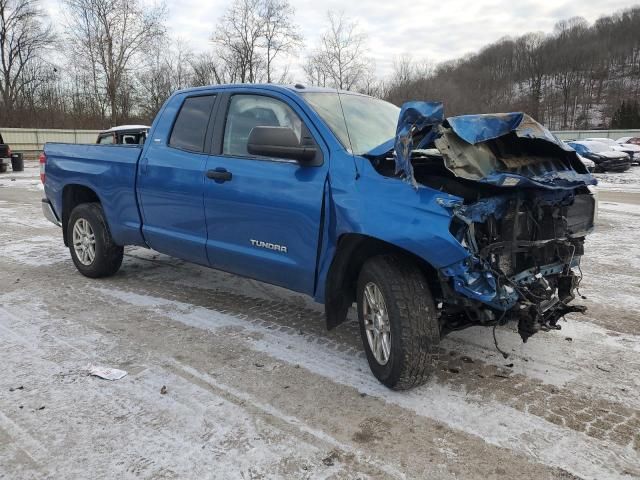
[203, 91, 328, 295]
[137, 93, 217, 265]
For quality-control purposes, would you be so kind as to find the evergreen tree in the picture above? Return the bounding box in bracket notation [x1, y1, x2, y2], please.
[611, 100, 640, 129]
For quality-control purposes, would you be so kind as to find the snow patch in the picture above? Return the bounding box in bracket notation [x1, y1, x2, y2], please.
[96, 286, 640, 480]
[0, 235, 69, 266]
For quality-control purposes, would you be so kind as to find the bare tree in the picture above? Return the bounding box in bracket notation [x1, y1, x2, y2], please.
[190, 52, 234, 86]
[137, 38, 194, 120]
[0, 0, 54, 117]
[212, 0, 264, 84]
[64, 0, 166, 125]
[211, 0, 301, 84]
[259, 0, 301, 82]
[304, 11, 372, 91]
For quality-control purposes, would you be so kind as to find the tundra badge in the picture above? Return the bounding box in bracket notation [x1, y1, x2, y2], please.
[250, 239, 288, 253]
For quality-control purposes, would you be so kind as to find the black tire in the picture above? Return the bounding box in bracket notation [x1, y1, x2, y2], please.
[357, 254, 440, 390]
[0, 164, 7, 173]
[67, 203, 123, 278]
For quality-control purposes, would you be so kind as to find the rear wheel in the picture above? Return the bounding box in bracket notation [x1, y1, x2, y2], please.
[67, 203, 123, 278]
[357, 254, 440, 390]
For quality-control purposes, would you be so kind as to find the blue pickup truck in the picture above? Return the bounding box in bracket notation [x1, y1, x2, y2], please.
[41, 84, 596, 390]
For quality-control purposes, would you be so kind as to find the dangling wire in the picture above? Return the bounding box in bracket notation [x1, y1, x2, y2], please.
[493, 310, 510, 359]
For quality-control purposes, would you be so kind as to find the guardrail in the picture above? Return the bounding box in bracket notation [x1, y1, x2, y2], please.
[0, 128, 102, 159]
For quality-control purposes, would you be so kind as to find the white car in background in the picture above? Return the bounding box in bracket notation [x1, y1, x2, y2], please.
[616, 136, 640, 146]
[577, 154, 595, 171]
[584, 137, 640, 164]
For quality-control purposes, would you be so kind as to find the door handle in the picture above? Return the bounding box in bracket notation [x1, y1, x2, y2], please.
[206, 168, 232, 183]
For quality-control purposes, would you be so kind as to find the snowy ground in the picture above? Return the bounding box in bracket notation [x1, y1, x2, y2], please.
[1, 162, 639, 480]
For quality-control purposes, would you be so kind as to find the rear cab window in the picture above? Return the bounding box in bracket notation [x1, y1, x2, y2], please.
[169, 95, 217, 153]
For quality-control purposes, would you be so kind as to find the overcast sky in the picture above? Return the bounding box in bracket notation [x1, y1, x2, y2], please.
[45, 0, 638, 79]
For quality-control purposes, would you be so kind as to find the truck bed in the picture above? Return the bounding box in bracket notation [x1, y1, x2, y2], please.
[43, 143, 146, 246]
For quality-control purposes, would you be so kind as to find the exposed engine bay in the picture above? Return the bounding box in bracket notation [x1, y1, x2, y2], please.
[365, 104, 597, 342]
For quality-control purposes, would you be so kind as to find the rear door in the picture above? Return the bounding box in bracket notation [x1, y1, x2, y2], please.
[203, 90, 328, 295]
[137, 92, 217, 265]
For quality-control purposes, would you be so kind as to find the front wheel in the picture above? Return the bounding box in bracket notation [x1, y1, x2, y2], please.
[67, 203, 123, 278]
[357, 254, 440, 390]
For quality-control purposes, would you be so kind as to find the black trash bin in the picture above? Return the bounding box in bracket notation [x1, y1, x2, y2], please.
[11, 153, 24, 172]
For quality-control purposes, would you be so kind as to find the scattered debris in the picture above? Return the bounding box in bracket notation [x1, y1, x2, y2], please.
[36, 406, 45, 411]
[461, 356, 474, 363]
[321, 450, 339, 467]
[160, 385, 167, 395]
[448, 367, 460, 374]
[88, 365, 127, 380]
[359, 392, 367, 398]
[565, 337, 573, 342]
[9, 385, 24, 392]
[596, 365, 611, 373]
[254, 362, 264, 368]
[505, 363, 514, 368]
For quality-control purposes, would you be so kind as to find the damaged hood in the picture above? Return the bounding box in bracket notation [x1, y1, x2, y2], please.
[367, 102, 595, 190]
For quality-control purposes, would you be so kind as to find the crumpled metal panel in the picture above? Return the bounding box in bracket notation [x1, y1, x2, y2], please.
[394, 102, 443, 187]
[387, 101, 595, 189]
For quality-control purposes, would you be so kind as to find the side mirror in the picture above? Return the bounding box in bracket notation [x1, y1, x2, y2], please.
[247, 126, 317, 163]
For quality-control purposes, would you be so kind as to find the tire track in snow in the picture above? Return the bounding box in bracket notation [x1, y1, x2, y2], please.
[94, 286, 640, 480]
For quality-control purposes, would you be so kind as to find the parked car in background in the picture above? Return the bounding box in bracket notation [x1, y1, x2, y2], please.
[96, 125, 150, 145]
[577, 154, 595, 171]
[567, 140, 631, 172]
[616, 136, 640, 146]
[616, 137, 640, 153]
[0, 132, 23, 172]
[584, 137, 640, 164]
[0, 133, 10, 173]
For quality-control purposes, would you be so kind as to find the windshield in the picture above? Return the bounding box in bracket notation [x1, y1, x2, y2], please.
[301, 92, 400, 155]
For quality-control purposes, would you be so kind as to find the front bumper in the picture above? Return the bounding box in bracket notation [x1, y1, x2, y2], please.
[42, 199, 61, 227]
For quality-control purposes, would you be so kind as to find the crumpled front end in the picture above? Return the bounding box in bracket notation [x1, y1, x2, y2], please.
[366, 102, 597, 342]
[438, 187, 595, 341]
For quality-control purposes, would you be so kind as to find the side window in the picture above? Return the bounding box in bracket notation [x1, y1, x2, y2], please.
[98, 134, 114, 144]
[223, 94, 302, 157]
[169, 95, 216, 152]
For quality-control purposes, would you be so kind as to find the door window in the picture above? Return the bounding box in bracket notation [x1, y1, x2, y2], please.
[98, 134, 114, 144]
[169, 95, 216, 152]
[223, 95, 302, 157]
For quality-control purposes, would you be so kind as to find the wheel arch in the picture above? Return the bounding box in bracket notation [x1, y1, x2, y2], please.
[61, 184, 101, 246]
[324, 233, 441, 330]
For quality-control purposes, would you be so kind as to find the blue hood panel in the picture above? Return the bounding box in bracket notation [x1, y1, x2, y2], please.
[383, 101, 595, 190]
[393, 101, 444, 187]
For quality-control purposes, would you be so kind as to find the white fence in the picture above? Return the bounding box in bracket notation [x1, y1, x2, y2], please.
[2, 127, 640, 160]
[0, 128, 101, 159]
[551, 129, 640, 141]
